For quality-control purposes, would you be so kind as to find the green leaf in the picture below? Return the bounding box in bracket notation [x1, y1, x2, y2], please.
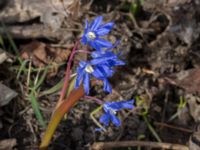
[16, 60, 29, 80]
[66, 76, 76, 97]
[39, 79, 63, 97]
[29, 91, 46, 128]
[0, 22, 22, 64]
[39, 86, 85, 150]
[35, 67, 48, 90]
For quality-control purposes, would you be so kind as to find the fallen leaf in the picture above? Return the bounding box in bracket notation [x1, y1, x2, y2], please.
[0, 139, 17, 150]
[164, 67, 200, 94]
[20, 41, 71, 76]
[189, 124, 200, 150]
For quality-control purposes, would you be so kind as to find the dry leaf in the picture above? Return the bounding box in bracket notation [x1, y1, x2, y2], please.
[0, 0, 81, 23]
[164, 67, 200, 94]
[0, 139, 17, 150]
[20, 41, 70, 76]
[189, 124, 200, 150]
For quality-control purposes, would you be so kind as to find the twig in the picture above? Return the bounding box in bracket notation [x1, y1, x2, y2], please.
[91, 141, 189, 150]
[0, 25, 72, 40]
[154, 122, 193, 133]
[160, 90, 169, 129]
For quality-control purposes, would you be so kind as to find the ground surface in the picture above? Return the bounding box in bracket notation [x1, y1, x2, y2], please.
[1, 0, 200, 150]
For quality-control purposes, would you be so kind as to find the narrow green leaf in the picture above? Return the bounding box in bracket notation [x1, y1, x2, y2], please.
[143, 115, 162, 142]
[29, 91, 46, 128]
[16, 60, 29, 80]
[39, 79, 63, 97]
[0, 22, 22, 64]
[35, 67, 48, 90]
[66, 76, 76, 97]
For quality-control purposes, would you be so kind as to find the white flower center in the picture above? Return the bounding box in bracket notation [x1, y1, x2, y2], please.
[104, 104, 117, 115]
[87, 32, 96, 40]
[85, 65, 94, 73]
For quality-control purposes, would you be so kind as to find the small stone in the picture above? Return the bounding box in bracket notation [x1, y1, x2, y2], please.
[0, 49, 8, 64]
[0, 83, 18, 107]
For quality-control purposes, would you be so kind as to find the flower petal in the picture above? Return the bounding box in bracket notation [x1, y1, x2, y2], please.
[90, 52, 115, 65]
[90, 16, 103, 31]
[104, 102, 122, 111]
[74, 67, 85, 89]
[96, 22, 114, 36]
[92, 67, 104, 78]
[98, 65, 114, 77]
[107, 59, 125, 67]
[120, 99, 134, 109]
[100, 22, 114, 30]
[95, 38, 113, 48]
[92, 65, 113, 79]
[84, 19, 89, 33]
[110, 113, 121, 127]
[83, 73, 90, 95]
[107, 100, 134, 111]
[81, 35, 88, 45]
[89, 40, 101, 51]
[99, 113, 110, 126]
[103, 78, 112, 93]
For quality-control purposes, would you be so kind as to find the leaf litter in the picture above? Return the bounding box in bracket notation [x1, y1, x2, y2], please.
[1, 0, 200, 150]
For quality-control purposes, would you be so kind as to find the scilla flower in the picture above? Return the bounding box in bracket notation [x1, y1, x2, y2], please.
[100, 99, 134, 127]
[82, 16, 114, 51]
[74, 51, 125, 95]
[74, 61, 114, 95]
[91, 51, 125, 67]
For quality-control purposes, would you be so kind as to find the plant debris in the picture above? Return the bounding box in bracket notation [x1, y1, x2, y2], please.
[1, 0, 200, 149]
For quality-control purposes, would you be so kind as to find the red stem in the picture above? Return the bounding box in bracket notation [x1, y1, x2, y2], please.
[58, 39, 80, 105]
[84, 96, 103, 105]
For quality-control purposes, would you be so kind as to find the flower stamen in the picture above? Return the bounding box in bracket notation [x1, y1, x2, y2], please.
[87, 32, 96, 40]
[85, 65, 94, 73]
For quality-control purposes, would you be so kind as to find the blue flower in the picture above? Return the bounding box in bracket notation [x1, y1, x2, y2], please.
[74, 51, 125, 95]
[82, 16, 114, 51]
[91, 51, 125, 67]
[99, 99, 134, 127]
[74, 61, 114, 95]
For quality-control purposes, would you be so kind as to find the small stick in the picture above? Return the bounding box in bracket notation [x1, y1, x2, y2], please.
[154, 122, 193, 133]
[91, 141, 189, 150]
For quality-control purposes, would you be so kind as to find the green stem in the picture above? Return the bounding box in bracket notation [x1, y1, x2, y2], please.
[143, 115, 162, 142]
[90, 106, 106, 132]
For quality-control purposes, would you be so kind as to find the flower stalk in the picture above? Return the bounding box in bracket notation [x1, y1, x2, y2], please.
[56, 39, 80, 109]
[40, 85, 85, 150]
